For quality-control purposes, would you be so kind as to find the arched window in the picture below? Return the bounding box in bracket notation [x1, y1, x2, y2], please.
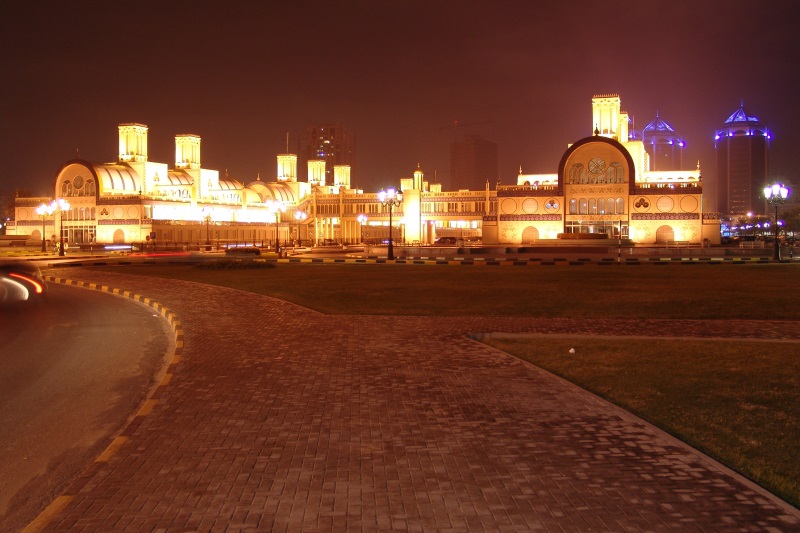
[569, 164, 583, 184]
[616, 198, 625, 214]
[579, 198, 588, 214]
[608, 198, 615, 213]
[62, 181, 72, 196]
[588, 198, 597, 214]
[598, 198, 606, 214]
[86, 179, 96, 196]
[569, 198, 577, 214]
[611, 162, 624, 183]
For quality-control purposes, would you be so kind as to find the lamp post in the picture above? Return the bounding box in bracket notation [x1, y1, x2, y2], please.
[764, 183, 790, 261]
[357, 213, 367, 244]
[377, 188, 402, 260]
[200, 207, 212, 246]
[56, 198, 70, 256]
[265, 199, 286, 254]
[294, 209, 306, 246]
[36, 201, 56, 252]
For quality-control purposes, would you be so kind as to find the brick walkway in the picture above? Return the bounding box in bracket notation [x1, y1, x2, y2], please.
[35, 268, 800, 532]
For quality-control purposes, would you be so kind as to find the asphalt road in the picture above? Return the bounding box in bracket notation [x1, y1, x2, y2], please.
[0, 282, 173, 532]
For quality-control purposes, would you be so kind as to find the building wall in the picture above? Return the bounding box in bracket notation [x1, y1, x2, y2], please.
[449, 135, 498, 190]
[9, 95, 720, 247]
[716, 135, 768, 215]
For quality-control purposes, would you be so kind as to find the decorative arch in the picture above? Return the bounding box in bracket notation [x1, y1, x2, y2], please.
[521, 226, 539, 243]
[557, 136, 636, 194]
[113, 229, 126, 243]
[655, 225, 674, 244]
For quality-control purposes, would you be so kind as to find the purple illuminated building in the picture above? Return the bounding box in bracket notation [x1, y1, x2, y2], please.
[641, 112, 685, 171]
[714, 102, 770, 215]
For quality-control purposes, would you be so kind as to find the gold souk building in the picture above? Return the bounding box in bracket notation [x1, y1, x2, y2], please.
[10, 94, 719, 249]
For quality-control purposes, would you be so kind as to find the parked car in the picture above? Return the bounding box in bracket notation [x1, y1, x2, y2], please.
[0, 260, 47, 304]
[433, 237, 457, 245]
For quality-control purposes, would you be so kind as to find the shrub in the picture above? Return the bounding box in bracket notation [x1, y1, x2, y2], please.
[194, 259, 275, 270]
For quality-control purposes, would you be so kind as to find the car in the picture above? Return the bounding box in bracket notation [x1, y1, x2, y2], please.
[433, 237, 457, 245]
[0, 260, 47, 304]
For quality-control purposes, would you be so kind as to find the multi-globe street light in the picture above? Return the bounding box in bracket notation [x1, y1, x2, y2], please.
[377, 188, 402, 260]
[265, 199, 286, 254]
[35, 201, 56, 252]
[200, 207, 212, 246]
[294, 209, 307, 246]
[764, 183, 790, 261]
[55, 198, 70, 256]
[357, 213, 367, 244]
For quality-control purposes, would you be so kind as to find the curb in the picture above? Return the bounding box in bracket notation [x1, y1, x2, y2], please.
[22, 276, 183, 533]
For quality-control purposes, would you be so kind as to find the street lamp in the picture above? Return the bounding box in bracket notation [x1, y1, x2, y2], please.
[357, 213, 367, 244]
[54, 198, 70, 256]
[377, 188, 402, 260]
[265, 199, 286, 254]
[36, 201, 56, 252]
[764, 183, 790, 261]
[200, 207, 212, 246]
[294, 209, 306, 246]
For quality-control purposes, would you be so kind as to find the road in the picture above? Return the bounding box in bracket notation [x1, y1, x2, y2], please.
[0, 282, 173, 532]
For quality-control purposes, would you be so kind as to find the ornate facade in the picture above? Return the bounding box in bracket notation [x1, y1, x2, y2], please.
[10, 95, 720, 249]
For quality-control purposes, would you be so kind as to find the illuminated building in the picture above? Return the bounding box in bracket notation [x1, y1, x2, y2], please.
[9, 94, 719, 248]
[498, 94, 717, 245]
[450, 135, 498, 190]
[642, 112, 685, 171]
[714, 102, 770, 215]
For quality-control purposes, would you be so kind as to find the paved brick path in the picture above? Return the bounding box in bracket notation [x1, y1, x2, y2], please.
[34, 268, 800, 532]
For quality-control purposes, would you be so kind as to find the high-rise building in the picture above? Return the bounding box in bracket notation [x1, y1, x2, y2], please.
[714, 102, 770, 215]
[642, 112, 685, 171]
[450, 134, 498, 190]
[302, 123, 355, 186]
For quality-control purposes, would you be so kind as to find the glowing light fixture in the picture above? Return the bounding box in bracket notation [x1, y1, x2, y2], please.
[36, 201, 56, 252]
[377, 188, 402, 260]
[764, 183, 790, 261]
[265, 199, 287, 254]
[294, 209, 307, 246]
[54, 198, 70, 256]
[357, 213, 368, 243]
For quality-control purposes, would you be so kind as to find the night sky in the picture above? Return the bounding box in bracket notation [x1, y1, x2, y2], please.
[2, 1, 799, 199]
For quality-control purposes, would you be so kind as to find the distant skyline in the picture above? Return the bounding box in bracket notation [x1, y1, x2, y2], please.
[2, 1, 799, 197]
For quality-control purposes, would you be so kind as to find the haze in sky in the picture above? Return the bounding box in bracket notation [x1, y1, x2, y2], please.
[2, 1, 798, 199]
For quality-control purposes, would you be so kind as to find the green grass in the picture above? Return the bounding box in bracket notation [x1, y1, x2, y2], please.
[98, 261, 800, 319]
[89, 261, 800, 507]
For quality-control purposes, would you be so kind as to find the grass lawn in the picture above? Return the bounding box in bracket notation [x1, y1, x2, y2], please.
[99, 261, 800, 319]
[91, 261, 800, 507]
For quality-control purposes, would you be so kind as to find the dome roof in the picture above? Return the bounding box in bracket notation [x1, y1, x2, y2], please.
[715, 101, 770, 141]
[724, 102, 761, 125]
[94, 163, 141, 193]
[641, 112, 684, 145]
[643, 113, 675, 133]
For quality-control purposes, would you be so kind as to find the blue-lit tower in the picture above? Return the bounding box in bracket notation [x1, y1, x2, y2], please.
[641, 112, 685, 171]
[714, 102, 770, 215]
